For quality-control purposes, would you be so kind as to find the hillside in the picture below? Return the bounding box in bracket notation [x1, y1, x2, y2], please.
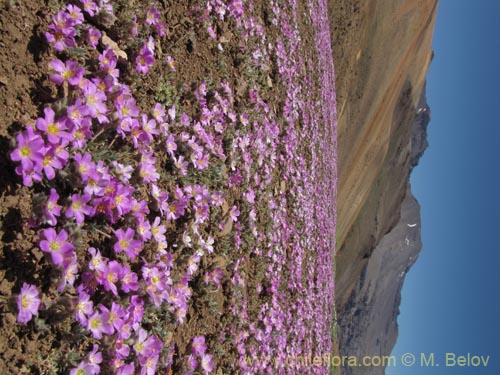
[329, 0, 436, 373]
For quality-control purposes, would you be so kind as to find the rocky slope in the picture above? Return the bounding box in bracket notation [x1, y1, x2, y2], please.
[337, 91, 431, 374]
[329, 0, 436, 373]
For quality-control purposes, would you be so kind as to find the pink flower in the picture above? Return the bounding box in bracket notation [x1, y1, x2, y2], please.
[136, 216, 152, 241]
[87, 344, 102, 374]
[66, 99, 90, 128]
[36, 107, 72, 144]
[204, 268, 223, 289]
[229, 205, 240, 222]
[58, 254, 79, 291]
[136, 46, 154, 74]
[173, 155, 188, 176]
[87, 308, 114, 339]
[39, 228, 74, 266]
[45, 24, 76, 52]
[166, 55, 176, 71]
[74, 152, 96, 181]
[88, 247, 106, 273]
[75, 289, 93, 325]
[145, 7, 160, 26]
[165, 134, 177, 156]
[102, 260, 123, 295]
[17, 283, 41, 323]
[65, 193, 93, 224]
[150, 217, 166, 243]
[134, 328, 163, 358]
[66, 4, 84, 25]
[44, 188, 62, 226]
[191, 336, 207, 356]
[151, 103, 165, 123]
[121, 265, 139, 293]
[50, 59, 85, 86]
[10, 127, 44, 172]
[87, 27, 101, 49]
[200, 354, 214, 374]
[114, 228, 142, 259]
[80, 0, 98, 16]
[69, 361, 93, 375]
[116, 97, 140, 119]
[40, 146, 63, 180]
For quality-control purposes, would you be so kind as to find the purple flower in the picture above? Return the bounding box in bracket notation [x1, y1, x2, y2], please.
[165, 134, 177, 156]
[140, 114, 159, 143]
[58, 254, 79, 292]
[139, 160, 159, 183]
[82, 82, 108, 122]
[114, 228, 142, 259]
[44, 188, 62, 226]
[116, 97, 140, 119]
[173, 155, 188, 176]
[10, 127, 44, 172]
[74, 152, 96, 182]
[65, 193, 93, 224]
[66, 98, 90, 128]
[98, 48, 119, 80]
[17, 283, 41, 323]
[121, 266, 139, 293]
[145, 7, 160, 26]
[204, 268, 223, 289]
[45, 24, 76, 52]
[229, 205, 240, 222]
[80, 0, 98, 16]
[88, 247, 106, 273]
[75, 289, 93, 325]
[40, 146, 63, 180]
[87, 27, 101, 49]
[39, 228, 74, 266]
[133, 327, 163, 358]
[151, 103, 165, 123]
[69, 361, 93, 375]
[71, 118, 93, 149]
[200, 353, 214, 374]
[36, 107, 72, 144]
[166, 55, 176, 71]
[191, 336, 207, 356]
[111, 161, 134, 183]
[87, 308, 114, 339]
[66, 4, 84, 25]
[50, 59, 85, 86]
[136, 47, 154, 74]
[136, 216, 152, 241]
[102, 260, 123, 296]
[87, 344, 102, 374]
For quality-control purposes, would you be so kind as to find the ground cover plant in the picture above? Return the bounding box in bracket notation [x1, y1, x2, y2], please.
[0, 0, 337, 374]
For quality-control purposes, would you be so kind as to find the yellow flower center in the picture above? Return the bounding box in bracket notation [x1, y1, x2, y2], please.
[21, 295, 31, 309]
[49, 241, 61, 252]
[62, 69, 74, 79]
[43, 155, 53, 166]
[90, 317, 101, 329]
[119, 240, 129, 249]
[70, 109, 81, 120]
[47, 123, 58, 135]
[20, 146, 32, 158]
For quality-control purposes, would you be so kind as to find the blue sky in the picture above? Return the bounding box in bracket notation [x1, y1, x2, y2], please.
[388, 1, 500, 374]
